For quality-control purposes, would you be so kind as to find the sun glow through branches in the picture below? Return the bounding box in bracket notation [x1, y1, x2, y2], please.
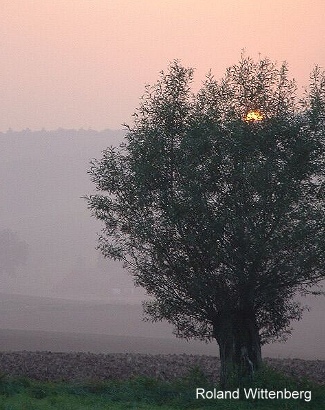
[245, 110, 264, 122]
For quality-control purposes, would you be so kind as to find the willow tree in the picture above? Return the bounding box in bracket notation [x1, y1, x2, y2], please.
[87, 56, 325, 387]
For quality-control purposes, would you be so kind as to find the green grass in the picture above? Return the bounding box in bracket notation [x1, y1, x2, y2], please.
[0, 366, 323, 409]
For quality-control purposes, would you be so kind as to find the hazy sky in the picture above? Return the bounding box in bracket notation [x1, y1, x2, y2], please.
[1, 0, 325, 132]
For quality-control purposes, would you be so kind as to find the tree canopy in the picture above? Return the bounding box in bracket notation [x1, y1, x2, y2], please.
[87, 55, 325, 385]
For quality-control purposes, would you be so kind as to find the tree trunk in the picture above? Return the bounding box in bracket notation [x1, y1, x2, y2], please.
[214, 308, 262, 388]
[233, 307, 262, 381]
[213, 313, 236, 389]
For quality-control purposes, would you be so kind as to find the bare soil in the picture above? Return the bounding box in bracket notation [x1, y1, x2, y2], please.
[0, 351, 323, 385]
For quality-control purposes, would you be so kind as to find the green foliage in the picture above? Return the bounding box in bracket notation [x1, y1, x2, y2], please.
[87, 55, 325, 350]
[87, 56, 325, 391]
[0, 370, 323, 409]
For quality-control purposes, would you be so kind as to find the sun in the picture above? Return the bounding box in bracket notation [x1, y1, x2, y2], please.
[244, 110, 264, 122]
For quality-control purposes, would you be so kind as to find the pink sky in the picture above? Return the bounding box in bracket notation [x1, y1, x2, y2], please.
[1, 0, 324, 131]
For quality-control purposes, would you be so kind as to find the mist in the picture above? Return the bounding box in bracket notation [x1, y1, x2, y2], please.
[0, 128, 131, 299]
[0, 129, 324, 359]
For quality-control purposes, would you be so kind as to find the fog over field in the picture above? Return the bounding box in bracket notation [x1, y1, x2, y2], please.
[0, 129, 128, 300]
[0, 129, 324, 359]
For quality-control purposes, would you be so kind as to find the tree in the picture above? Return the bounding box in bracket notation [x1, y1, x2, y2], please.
[0, 229, 28, 274]
[87, 55, 325, 387]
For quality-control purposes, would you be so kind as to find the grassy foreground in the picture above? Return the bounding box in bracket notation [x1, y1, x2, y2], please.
[0, 365, 323, 409]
